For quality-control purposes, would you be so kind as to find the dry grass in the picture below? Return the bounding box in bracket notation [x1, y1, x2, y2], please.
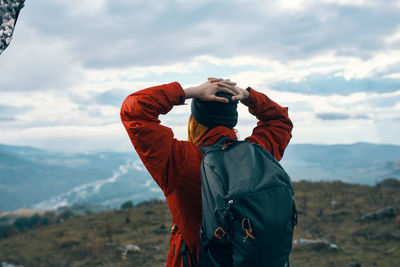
[0, 181, 399, 267]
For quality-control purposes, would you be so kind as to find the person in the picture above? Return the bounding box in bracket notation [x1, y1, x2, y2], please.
[120, 78, 293, 267]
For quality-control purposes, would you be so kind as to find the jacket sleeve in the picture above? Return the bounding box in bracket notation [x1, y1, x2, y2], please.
[242, 87, 293, 161]
[120, 81, 190, 195]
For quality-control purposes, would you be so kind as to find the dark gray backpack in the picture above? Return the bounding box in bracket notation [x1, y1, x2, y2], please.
[181, 137, 297, 267]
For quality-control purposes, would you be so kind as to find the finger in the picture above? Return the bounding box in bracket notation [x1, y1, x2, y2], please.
[211, 95, 229, 103]
[220, 78, 235, 83]
[231, 94, 244, 101]
[224, 79, 237, 85]
[221, 80, 237, 86]
[208, 78, 223, 83]
[216, 86, 237, 95]
[217, 82, 239, 93]
[217, 82, 234, 88]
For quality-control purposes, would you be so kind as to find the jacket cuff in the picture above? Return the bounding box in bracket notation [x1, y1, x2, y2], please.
[169, 81, 186, 105]
[240, 86, 258, 107]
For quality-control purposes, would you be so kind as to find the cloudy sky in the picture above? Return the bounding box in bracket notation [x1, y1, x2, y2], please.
[1, 0, 400, 153]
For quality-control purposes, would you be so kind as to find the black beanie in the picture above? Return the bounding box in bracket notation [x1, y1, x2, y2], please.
[191, 92, 238, 129]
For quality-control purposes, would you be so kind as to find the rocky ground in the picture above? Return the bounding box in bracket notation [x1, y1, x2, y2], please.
[0, 179, 399, 267]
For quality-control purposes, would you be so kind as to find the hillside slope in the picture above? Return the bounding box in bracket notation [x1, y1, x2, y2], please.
[0, 180, 399, 267]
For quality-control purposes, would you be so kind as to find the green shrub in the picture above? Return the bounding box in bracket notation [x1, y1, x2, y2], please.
[120, 200, 134, 210]
[57, 210, 75, 222]
[0, 224, 19, 239]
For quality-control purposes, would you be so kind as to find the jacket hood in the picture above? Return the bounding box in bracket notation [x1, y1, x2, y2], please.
[197, 126, 238, 147]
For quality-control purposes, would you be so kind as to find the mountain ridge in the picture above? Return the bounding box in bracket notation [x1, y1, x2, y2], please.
[1, 142, 399, 212]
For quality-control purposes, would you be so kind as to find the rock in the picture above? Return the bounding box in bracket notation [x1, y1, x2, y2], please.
[385, 247, 397, 254]
[392, 232, 400, 239]
[395, 216, 400, 228]
[293, 238, 338, 250]
[117, 244, 141, 260]
[361, 207, 395, 221]
[1, 263, 24, 267]
[105, 239, 115, 247]
[125, 244, 141, 252]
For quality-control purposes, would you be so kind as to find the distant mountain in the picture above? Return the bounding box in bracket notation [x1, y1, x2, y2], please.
[280, 142, 400, 184]
[0, 145, 162, 212]
[0, 142, 399, 212]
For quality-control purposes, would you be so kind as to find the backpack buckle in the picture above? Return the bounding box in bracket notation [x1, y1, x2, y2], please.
[214, 227, 226, 239]
[242, 217, 255, 242]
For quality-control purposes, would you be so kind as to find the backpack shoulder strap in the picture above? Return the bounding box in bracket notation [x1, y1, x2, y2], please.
[181, 239, 198, 267]
[198, 136, 237, 153]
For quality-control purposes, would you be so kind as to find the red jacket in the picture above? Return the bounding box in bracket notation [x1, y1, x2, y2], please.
[120, 82, 293, 267]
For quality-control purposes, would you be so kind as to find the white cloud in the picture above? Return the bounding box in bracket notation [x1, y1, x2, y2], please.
[384, 72, 400, 79]
[385, 26, 400, 44]
[270, 0, 373, 13]
[0, 123, 130, 153]
[9, 0, 399, 70]
[322, 0, 371, 6]
[58, 0, 107, 17]
[1, 51, 400, 151]
[0, 23, 83, 91]
[36, 50, 400, 97]
[1, 0, 400, 151]
[1, 86, 399, 152]
[276, 0, 306, 10]
[210, 51, 399, 82]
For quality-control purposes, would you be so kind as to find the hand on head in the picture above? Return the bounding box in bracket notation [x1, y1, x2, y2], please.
[184, 78, 249, 103]
[208, 77, 249, 102]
